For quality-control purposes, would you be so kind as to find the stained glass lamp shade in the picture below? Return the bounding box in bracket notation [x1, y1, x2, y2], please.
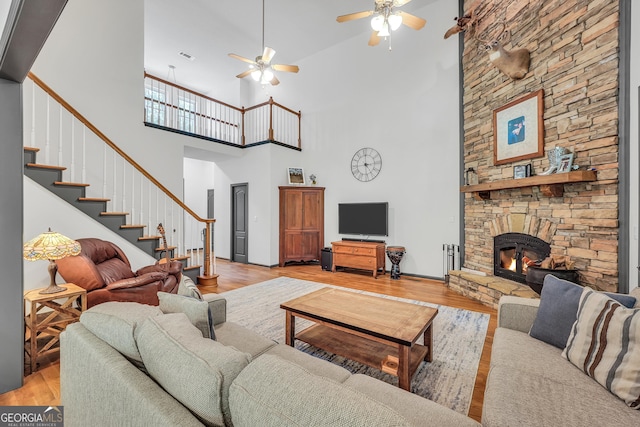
[23, 229, 81, 294]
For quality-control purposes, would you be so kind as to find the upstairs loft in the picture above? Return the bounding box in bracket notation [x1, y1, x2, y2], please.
[144, 73, 302, 151]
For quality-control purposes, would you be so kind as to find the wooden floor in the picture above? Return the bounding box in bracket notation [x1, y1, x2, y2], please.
[0, 259, 496, 423]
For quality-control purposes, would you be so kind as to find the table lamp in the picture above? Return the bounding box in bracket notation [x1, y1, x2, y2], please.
[23, 228, 82, 294]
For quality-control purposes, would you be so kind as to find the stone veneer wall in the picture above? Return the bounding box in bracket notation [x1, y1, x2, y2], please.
[462, 0, 620, 292]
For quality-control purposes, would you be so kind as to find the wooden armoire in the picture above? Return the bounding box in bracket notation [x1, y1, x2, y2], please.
[279, 186, 325, 267]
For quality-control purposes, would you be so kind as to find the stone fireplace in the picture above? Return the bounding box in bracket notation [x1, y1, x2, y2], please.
[448, 1, 621, 309]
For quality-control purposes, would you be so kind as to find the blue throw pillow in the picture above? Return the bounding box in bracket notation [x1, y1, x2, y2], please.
[529, 275, 636, 349]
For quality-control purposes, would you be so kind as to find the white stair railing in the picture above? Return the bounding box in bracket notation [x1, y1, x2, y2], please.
[25, 73, 217, 281]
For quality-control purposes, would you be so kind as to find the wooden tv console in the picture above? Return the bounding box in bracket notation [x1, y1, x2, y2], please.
[331, 241, 386, 278]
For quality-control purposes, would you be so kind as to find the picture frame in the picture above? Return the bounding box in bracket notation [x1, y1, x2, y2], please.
[513, 165, 527, 179]
[557, 153, 574, 173]
[287, 167, 305, 185]
[493, 89, 545, 166]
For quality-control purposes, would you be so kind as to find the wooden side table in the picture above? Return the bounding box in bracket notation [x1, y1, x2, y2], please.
[24, 283, 87, 374]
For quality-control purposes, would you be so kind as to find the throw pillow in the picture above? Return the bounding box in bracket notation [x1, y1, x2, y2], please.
[529, 275, 636, 349]
[79, 301, 163, 363]
[158, 291, 215, 339]
[177, 276, 203, 300]
[562, 288, 640, 409]
[136, 313, 251, 426]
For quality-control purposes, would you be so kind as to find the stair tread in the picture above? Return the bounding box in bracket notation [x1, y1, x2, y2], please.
[78, 197, 111, 202]
[121, 224, 146, 229]
[138, 235, 161, 240]
[173, 256, 189, 261]
[26, 163, 66, 171]
[184, 265, 202, 271]
[24, 146, 40, 152]
[100, 212, 129, 216]
[54, 181, 89, 187]
[156, 246, 177, 251]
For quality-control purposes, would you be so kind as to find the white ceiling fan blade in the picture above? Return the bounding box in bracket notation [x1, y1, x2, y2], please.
[262, 47, 276, 64]
[392, 0, 413, 6]
[272, 64, 299, 73]
[228, 53, 256, 65]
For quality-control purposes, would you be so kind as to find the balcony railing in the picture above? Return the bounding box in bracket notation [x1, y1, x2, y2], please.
[144, 73, 301, 149]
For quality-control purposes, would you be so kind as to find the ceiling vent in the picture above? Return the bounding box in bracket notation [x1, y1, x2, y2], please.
[178, 51, 195, 61]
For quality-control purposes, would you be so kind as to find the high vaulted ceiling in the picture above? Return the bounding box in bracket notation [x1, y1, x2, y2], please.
[144, 0, 441, 97]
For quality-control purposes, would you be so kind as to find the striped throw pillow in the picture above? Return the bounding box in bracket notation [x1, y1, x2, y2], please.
[562, 288, 640, 409]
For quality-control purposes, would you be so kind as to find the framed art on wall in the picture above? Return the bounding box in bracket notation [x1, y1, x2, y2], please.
[493, 89, 544, 166]
[287, 167, 305, 184]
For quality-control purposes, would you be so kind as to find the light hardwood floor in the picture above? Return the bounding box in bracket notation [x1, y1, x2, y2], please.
[0, 259, 496, 423]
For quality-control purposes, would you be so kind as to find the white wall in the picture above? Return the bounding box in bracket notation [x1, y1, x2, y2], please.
[183, 157, 215, 218]
[629, 1, 639, 291]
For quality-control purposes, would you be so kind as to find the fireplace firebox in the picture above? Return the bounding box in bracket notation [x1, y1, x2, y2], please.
[494, 233, 551, 284]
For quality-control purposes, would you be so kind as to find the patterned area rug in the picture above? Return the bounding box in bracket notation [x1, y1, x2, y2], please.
[220, 277, 489, 415]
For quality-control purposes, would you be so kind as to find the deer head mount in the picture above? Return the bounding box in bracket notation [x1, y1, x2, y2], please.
[475, 23, 530, 80]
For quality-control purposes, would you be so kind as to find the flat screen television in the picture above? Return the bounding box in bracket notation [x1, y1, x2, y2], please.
[338, 202, 388, 237]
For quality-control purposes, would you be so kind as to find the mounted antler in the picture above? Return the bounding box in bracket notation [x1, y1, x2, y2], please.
[475, 22, 530, 80]
[444, 6, 477, 39]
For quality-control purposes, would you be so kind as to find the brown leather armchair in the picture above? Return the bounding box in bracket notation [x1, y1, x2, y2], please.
[55, 238, 182, 308]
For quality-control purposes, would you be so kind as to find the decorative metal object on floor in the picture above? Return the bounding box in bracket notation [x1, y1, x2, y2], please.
[386, 246, 406, 280]
[525, 266, 579, 295]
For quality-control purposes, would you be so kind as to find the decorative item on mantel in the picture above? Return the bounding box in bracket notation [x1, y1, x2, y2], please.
[538, 146, 568, 176]
[525, 255, 578, 295]
[464, 167, 478, 185]
[309, 174, 317, 185]
[23, 228, 82, 294]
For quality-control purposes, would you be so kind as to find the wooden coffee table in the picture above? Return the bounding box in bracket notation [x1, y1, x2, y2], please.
[280, 288, 438, 391]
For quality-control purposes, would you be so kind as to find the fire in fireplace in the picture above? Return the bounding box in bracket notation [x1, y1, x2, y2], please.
[494, 233, 551, 284]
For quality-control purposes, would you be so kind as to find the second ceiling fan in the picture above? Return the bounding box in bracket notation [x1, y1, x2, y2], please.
[337, 0, 426, 47]
[228, 0, 299, 86]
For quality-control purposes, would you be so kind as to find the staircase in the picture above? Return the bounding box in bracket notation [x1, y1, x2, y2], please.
[23, 146, 201, 283]
[24, 73, 218, 285]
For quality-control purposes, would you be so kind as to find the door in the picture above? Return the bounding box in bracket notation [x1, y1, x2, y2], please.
[231, 183, 248, 263]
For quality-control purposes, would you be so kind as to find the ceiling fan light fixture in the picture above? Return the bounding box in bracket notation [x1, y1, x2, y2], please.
[378, 21, 390, 37]
[388, 14, 402, 31]
[371, 15, 384, 31]
[251, 69, 262, 81]
[261, 68, 274, 84]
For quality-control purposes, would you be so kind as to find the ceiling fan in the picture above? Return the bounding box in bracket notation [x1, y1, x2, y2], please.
[228, 0, 299, 86]
[337, 0, 426, 47]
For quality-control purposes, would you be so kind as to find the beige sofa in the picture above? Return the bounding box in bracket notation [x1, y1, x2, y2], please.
[60, 278, 479, 427]
[482, 287, 640, 426]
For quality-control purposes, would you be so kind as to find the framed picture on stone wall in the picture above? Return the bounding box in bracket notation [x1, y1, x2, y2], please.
[493, 89, 544, 166]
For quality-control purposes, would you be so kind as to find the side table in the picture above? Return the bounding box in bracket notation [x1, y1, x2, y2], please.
[24, 283, 87, 374]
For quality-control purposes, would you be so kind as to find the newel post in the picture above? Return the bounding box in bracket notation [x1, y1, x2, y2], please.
[241, 107, 246, 146]
[298, 110, 302, 149]
[268, 97, 274, 141]
[197, 220, 218, 286]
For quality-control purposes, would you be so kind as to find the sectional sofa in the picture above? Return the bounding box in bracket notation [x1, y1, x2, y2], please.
[59, 277, 479, 427]
[483, 276, 640, 426]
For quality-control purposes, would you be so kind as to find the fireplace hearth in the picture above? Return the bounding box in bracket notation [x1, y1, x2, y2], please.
[494, 233, 551, 284]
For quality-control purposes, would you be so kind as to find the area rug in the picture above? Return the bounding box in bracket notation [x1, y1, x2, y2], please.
[220, 277, 489, 415]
